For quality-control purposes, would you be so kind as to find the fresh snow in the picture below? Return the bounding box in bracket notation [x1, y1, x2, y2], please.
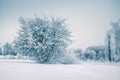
[0, 60, 120, 80]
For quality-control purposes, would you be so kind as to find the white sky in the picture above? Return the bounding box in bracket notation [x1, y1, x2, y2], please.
[0, 0, 120, 49]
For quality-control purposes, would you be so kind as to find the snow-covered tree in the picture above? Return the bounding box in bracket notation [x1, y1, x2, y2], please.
[105, 20, 120, 62]
[111, 21, 120, 62]
[74, 49, 83, 60]
[85, 45, 105, 61]
[14, 16, 72, 63]
[3, 42, 13, 55]
[105, 31, 112, 62]
[0, 47, 2, 55]
[84, 49, 96, 60]
[14, 17, 31, 56]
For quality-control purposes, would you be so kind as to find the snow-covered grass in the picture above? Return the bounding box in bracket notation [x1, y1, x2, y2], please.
[0, 60, 120, 80]
[0, 55, 17, 59]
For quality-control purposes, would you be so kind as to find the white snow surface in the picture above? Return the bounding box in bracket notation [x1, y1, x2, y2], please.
[0, 60, 120, 80]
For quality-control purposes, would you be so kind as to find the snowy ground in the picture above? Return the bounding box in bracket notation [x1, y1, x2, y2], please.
[0, 60, 120, 80]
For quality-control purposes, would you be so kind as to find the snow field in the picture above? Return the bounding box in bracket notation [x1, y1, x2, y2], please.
[0, 60, 120, 80]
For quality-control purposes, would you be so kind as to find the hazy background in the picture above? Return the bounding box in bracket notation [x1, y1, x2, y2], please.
[0, 0, 120, 50]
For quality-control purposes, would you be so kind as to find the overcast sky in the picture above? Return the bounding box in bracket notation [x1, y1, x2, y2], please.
[0, 0, 120, 49]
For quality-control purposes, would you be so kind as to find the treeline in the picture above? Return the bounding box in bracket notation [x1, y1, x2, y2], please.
[74, 20, 120, 62]
[0, 16, 120, 63]
[0, 42, 17, 56]
[74, 45, 106, 62]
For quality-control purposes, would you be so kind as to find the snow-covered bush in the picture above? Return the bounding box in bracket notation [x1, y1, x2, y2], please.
[14, 16, 72, 64]
[84, 50, 96, 60]
[57, 50, 79, 64]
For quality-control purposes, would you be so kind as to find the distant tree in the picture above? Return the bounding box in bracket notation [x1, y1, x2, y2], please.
[3, 42, 13, 55]
[74, 49, 83, 60]
[0, 47, 2, 55]
[84, 49, 96, 60]
[85, 45, 105, 61]
[14, 16, 72, 63]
